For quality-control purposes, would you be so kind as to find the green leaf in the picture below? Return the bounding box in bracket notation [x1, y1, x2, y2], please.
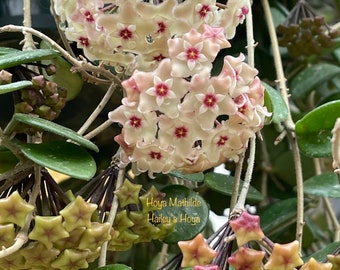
[154, 185, 209, 244]
[204, 172, 263, 201]
[0, 49, 60, 69]
[259, 198, 297, 235]
[295, 100, 340, 157]
[169, 170, 204, 182]
[0, 47, 20, 56]
[95, 264, 133, 270]
[298, 172, 340, 198]
[0, 81, 32, 94]
[6, 113, 98, 152]
[290, 64, 340, 101]
[263, 82, 288, 124]
[40, 41, 83, 100]
[0, 147, 19, 173]
[20, 141, 96, 180]
[303, 241, 340, 262]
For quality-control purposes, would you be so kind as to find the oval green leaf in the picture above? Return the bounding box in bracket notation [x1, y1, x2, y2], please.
[154, 185, 209, 244]
[95, 264, 133, 270]
[204, 172, 263, 201]
[40, 41, 83, 100]
[290, 63, 340, 101]
[169, 170, 204, 182]
[263, 82, 288, 124]
[298, 172, 340, 198]
[9, 113, 98, 152]
[0, 49, 59, 69]
[0, 81, 32, 94]
[295, 100, 340, 157]
[20, 141, 96, 180]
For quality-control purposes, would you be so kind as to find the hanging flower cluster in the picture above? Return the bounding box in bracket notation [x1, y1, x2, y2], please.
[53, 0, 270, 177]
[53, 0, 249, 73]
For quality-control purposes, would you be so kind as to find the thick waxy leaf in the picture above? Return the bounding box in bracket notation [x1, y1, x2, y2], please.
[169, 170, 204, 182]
[263, 82, 288, 124]
[295, 101, 340, 157]
[40, 41, 83, 100]
[20, 141, 96, 180]
[154, 185, 209, 244]
[0, 49, 59, 69]
[204, 172, 263, 201]
[259, 198, 297, 235]
[290, 63, 340, 101]
[303, 241, 340, 262]
[0, 47, 20, 56]
[95, 264, 133, 270]
[0, 81, 32, 94]
[298, 172, 340, 198]
[6, 113, 98, 152]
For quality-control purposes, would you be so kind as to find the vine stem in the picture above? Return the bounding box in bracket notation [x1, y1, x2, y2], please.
[232, 0, 256, 211]
[230, 152, 245, 211]
[21, 0, 36, 50]
[98, 164, 125, 267]
[261, 0, 304, 251]
[0, 25, 121, 86]
[78, 82, 117, 136]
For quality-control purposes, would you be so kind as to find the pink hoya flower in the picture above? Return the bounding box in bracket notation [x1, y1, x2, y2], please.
[180, 74, 236, 130]
[137, 59, 189, 118]
[168, 28, 220, 77]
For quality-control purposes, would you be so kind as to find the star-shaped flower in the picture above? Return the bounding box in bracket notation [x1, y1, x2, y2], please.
[300, 257, 332, 270]
[228, 247, 265, 270]
[327, 254, 340, 270]
[28, 215, 70, 249]
[139, 185, 166, 213]
[0, 223, 15, 248]
[78, 222, 111, 251]
[0, 251, 25, 269]
[59, 196, 98, 232]
[229, 211, 265, 246]
[113, 210, 135, 230]
[109, 229, 139, 251]
[0, 191, 34, 227]
[51, 248, 89, 270]
[264, 240, 304, 270]
[114, 179, 143, 207]
[20, 242, 60, 268]
[178, 233, 217, 267]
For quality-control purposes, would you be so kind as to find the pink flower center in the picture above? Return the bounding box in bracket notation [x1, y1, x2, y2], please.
[157, 21, 167, 33]
[203, 93, 217, 108]
[198, 4, 211, 18]
[174, 126, 188, 139]
[186, 47, 200, 61]
[84, 10, 94, 22]
[153, 54, 166, 62]
[238, 6, 249, 20]
[149, 151, 162, 160]
[119, 28, 133, 40]
[78, 37, 90, 47]
[155, 83, 169, 97]
[217, 135, 229, 146]
[129, 116, 142, 128]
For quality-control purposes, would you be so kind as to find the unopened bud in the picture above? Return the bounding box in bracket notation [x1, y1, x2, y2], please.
[0, 70, 12, 85]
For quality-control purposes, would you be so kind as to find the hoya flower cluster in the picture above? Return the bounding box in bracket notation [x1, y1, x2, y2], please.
[53, 0, 270, 177]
